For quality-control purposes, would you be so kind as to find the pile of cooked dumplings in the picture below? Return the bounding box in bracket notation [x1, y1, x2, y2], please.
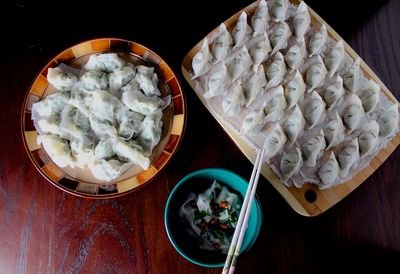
[191, 0, 399, 189]
[32, 53, 166, 182]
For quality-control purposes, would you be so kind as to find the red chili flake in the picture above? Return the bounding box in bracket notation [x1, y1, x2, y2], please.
[210, 218, 216, 225]
[219, 200, 229, 209]
[219, 223, 228, 229]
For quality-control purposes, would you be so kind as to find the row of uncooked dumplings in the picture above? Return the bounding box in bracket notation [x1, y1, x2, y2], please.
[191, 0, 353, 120]
[280, 115, 398, 188]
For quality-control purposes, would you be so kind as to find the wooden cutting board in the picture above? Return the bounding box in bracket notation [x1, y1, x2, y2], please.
[181, 0, 400, 216]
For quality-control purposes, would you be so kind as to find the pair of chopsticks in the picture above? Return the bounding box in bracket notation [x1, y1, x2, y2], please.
[222, 147, 265, 274]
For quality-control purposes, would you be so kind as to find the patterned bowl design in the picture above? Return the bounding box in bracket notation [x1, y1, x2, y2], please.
[21, 38, 186, 198]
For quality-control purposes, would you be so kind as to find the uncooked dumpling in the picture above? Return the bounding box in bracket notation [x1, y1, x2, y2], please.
[243, 65, 267, 107]
[283, 105, 305, 146]
[308, 24, 328, 57]
[306, 55, 327, 93]
[324, 111, 345, 149]
[264, 123, 287, 159]
[266, 52, 287, 90]
[301, 129, 326, 167]
[232, 12, 252, 47]
[377, 103, 399, 137]
[280, 148, 303, 182]
[318, 151, 340, 189]
[284, 70, 306, 109]
[264, 85, 287, 123]
[324, 75, 344, 110]
[343, 58, 361, 93]
[212, 24, 232, 62]
[269, 21, 292, 55]
[338, 138, 359, 177]
[249, 33, 271, 72]
[227, 46, 253, 80]
[343, 94, 364, 133]
[292, 2, 310, 40]
[284, 37, 306, 73]
[270, 0, 289, 22]
[251, 0, 269, 36]
[358, 120, 379, 158]
[324, 40, 344, 78]
[192, 38, 213, 77]
[358, 79, 380, 114]
[304, 91, 325, 129]
[222, 81, 245, 116]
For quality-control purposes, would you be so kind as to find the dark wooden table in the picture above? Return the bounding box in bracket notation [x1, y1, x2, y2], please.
[1, 0, 399, 273]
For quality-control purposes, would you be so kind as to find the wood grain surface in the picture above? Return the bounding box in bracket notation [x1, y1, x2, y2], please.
[0, 0, 399, 273]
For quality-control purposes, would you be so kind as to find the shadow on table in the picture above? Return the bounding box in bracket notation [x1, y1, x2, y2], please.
[306, 0, 389, 39]
[314, 244, 400, 274]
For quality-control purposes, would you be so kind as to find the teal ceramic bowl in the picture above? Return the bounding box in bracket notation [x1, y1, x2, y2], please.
[164, 168, 263, 268]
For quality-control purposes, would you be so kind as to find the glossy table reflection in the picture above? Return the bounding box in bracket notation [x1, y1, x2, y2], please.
[0, 0, 399, 273]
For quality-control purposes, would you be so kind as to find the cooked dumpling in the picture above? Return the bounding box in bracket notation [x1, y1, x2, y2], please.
[324, 111, 345, 149]
[70, 138, 94, 168]
[251, 0, 269, 36]
[88, 158, 127, 181]
[37, 134, 74, 168]
[116, 107, 144, 139]
[212, 23, 232, 62]
[47, 67, 78, 92]
[59, 104, 91, 140]
[324, 75, 344, 110]
[338, 138, 359, 177]
[377, 103, 399, 137]
[284, 37, 306, 72]
[91, 90, 119, 123]
[32, 92, 69, 119]
[94, 137, 116, 160]
[343, 94, 364, 133]
[69, 87, 92, 116]
[88, 114, 118, 138]
[249, 33, 271, 71]
[308, 24, 328, 57]
[115, 139, 150, 170]
[135, 65, 161, 96]
[204, 63, 230, 99]
[264, 123, 287, 159]
[139, 109, 163, 155]
[304, 91, 325, 129]
[318, 151, 340, 188]
[227, 46, 253, 80]
[232, 12, 252, 47]
[343, 58, 361, 93]
[280, 148, 303, 182]
[121, 85, 164, 116]
[292, 2, 310, 40]
[358, 79, 380, 114]
[264, 85, 287, 123]
[85, 53, 126, 73]
[192, 38, 213, 77]
[285, 70, 306, 109]
[358, 120, 379, 158]
[269, 21, 292, 55]
[243, 65, 267, 107]
[283, 105, 305, 146]
[270, 0, 289, 22]
[108, 65, 135, 94]
[324, 40, 344, 78]
[81, 70, 109, 91]
[266, 52, 287, 90]
[301, 129, 326, 167]
[242, 108, 266, 135]
[306, 56, 327, 93]
[222, 81, 245, 116]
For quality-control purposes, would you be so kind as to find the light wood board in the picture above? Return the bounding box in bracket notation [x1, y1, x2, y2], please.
[181, 0, 400, 216]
